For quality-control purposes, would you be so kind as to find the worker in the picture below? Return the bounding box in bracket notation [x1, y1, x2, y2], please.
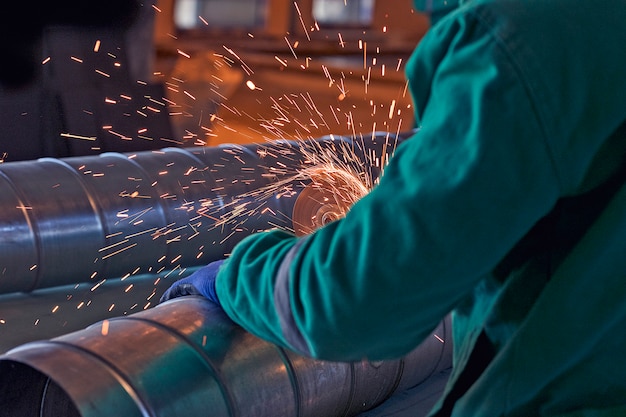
[161, 0, 626, 415]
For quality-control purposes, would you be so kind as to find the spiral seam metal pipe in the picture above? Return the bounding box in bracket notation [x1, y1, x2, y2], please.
[0, 297, 452, 417]
[0, 142, 304, 293]
[0, 133, 408, 294]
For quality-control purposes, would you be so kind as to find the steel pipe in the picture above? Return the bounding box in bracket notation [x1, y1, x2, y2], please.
[0, 296, 452, 417]
[0, 143, 279, 293]
[0, 132, 409, 294]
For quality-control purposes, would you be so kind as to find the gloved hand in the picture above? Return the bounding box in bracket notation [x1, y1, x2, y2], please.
[159, 259, 225, 304]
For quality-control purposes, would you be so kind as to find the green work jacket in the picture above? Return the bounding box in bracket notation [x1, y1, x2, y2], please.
[216, 0, 626, 415]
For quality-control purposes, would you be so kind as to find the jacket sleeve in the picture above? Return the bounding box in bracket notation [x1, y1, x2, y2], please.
[216, 8, 563, 361]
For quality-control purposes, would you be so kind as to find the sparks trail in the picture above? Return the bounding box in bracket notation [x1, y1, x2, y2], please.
[191, 2, 414, 146]
[199, 135, 400, 239]
[53, 2, 408, 305]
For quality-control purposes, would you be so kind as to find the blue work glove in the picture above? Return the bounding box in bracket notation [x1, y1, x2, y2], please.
[159, 259, 225, 304]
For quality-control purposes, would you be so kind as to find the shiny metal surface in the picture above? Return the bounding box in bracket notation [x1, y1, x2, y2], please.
[0, 296, 451, 417]
[0, 144, 272, 294]
[0, 132, 408, 295]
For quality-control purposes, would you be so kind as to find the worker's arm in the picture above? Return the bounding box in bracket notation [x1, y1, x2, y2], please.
[217, 0, 626, 362]
[216, 10, 561, 362]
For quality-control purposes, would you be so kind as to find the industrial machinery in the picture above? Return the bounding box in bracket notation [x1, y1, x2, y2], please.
[0, 132, 452, 416]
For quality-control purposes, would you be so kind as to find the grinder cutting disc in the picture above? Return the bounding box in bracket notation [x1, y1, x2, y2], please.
[292, 166, 369, 236]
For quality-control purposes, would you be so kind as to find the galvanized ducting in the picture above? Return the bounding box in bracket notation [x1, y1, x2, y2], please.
[0, 296, 452, 417]
[0, 143, 277, 294]
[0, 132, 407, 294]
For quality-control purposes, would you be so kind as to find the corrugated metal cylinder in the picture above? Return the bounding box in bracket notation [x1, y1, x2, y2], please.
[0, 132, 406, 294]
[0, 296, 451, 417]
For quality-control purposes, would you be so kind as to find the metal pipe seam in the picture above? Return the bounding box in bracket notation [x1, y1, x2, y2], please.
[0, 296, 451, 417]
